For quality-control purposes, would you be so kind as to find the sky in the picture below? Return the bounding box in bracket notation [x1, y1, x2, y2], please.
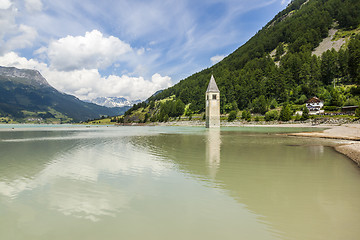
[0, 0, 290, 101]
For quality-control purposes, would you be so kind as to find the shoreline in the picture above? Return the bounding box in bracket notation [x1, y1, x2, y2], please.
[155, 120, 360, 166]
[285, 124, 360, 167]
[2, 121, 359, 166]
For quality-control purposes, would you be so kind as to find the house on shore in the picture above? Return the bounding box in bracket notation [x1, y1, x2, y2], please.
[306, 97, 324, 115]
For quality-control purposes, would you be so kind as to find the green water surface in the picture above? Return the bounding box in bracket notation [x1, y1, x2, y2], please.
[0, 125, 359, 240]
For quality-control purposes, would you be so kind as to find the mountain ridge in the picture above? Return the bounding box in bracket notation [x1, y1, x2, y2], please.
[90, 97, 141, 108]
[0, 66, 51, 88]
[0, 66, 125, 122]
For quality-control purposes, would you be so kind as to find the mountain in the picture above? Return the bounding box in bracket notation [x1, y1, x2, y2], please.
[90, 97, 141, 108]
[0, 66, 123, 122]
[125, 0, 360, 121]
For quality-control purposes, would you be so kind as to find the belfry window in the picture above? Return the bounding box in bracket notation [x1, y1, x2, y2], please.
[212, 94, 217, 100]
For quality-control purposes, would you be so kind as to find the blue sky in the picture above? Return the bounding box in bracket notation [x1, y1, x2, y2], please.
[0, 0, 290, 100]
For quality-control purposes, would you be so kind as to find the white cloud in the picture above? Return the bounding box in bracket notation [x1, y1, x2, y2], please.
[25, 0, 43, 12]
[281, 0, 291, 5]
[98, 73, 172, 101]
[0, 0, 12, 10]
[46, 30, 133, 71]
[0, 51, 47, 70]
[5, 24, 37, 50]
[0, 52, 172, 100]
[210, 55, 225, 65]
[0, 3, 38, 54]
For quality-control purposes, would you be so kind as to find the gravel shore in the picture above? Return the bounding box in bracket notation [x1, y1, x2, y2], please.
[287, 124, 360, 166]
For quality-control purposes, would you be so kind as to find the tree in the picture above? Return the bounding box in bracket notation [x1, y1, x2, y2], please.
[330, 88, 344, 106]
[143, 113, 149, 123]
[224, 103, 233, 113]
[321, 50, 338, 85]
[301, 105, 309, 121]
[149, 101, 155, 109]
[251, 95, 268, 114]
[279, 103, 292, 121]
[174, 99, 185, 117]
[269, 99, 278, 109]
[348, 35, 360, 84]
[274, 43, 285, 61]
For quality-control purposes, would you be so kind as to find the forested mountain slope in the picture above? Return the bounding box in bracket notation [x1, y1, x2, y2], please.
[126, 0, 360, 120]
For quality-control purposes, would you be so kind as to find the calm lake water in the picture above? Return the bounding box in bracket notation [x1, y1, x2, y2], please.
[0, 125, 359, 240]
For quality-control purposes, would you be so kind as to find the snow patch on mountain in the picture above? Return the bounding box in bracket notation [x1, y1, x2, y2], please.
[90, 97, 141, 108]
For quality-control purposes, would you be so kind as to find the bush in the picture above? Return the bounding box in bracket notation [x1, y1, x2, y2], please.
[264, 110, 279, 121]
[356, 108, 360, 118]
[241, 110, 251, 121]
[324, 106, 339, 111]
[228, 110, 237, 122]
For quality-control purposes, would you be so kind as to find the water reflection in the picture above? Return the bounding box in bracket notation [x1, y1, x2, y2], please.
[206, 129, 221, 178]
[0, 128, 172, 222]
[0, 126, 359, 240]
[131, 129, 360, 240]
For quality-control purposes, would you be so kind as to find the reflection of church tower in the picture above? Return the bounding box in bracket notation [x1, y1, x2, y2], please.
[205, 75, 220, 128]
[206, 129, 221, 178]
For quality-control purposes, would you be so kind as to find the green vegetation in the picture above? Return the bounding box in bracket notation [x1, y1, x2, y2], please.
[301, 105, 310, 121]
[279, 103, 293, 121]
[123, 0, 360, 123]
[241, 110, 252, 122]
[356, 108, 360, 117]
[0, 67, 124, 123]
[264, 110, 279, 121]
[86, 116, 113, 125]
[228, 110, 237, 122]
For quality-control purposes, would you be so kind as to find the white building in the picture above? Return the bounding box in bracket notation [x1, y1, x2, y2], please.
[306, 97, 324, 115]
[205, 75, 220, 128]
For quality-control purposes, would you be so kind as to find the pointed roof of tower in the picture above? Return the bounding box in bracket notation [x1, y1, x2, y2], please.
[206, 75, 220, 93]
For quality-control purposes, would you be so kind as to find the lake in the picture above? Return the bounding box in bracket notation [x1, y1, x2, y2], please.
[0, 125, 359, 240]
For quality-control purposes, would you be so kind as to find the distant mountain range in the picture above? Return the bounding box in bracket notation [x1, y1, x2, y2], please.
[88, 97, 141, 108]
[0, 66, 127, 122]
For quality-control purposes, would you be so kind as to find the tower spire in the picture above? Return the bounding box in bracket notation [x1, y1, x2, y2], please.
[206, 75, 220, 92]
[205, 75, 220, 128]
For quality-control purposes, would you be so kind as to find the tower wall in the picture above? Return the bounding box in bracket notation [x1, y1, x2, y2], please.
[205, 92, 220, 128]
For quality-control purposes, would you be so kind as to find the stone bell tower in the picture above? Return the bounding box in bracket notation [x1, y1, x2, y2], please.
[205, 75, 220, 128]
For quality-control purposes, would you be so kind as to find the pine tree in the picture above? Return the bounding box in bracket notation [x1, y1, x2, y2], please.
[279, 103, 292, 121]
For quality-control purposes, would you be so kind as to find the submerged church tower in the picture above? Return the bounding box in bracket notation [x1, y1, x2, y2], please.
[205, 75, 220, 128]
